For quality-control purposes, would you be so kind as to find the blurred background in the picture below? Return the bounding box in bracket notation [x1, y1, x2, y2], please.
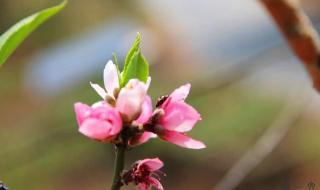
[1, 0, 320, 189]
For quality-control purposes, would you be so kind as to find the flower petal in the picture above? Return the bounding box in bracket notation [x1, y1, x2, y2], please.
[137, 183, 149, 190]
[104, 60, 120, 96]
[90, 82, 107, 99]
[75, 101, 122, 142]
[116, 79, 147, 121]
[160, 130, 206, 149]
[160, 101, 201, 132]
[135, 96, 153, 125]
[129, 132, 155, 146]
[74, 102, 91, 125]
[138, 158, 164, 171]
[146, 76, 151, 89]
[89, 103, 122, 135]
[147, 177, 164, 190]
[91, 101, 106, 108]
[169, 83, 191, 102]
[78, 118, 113, 141]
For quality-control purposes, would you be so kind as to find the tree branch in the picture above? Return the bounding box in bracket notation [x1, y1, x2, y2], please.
[260, 0, 320, 91]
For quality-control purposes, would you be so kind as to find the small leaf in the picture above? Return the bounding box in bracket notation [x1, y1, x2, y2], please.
[121, 50, 149, 86]
[121, 33, 149, 86]
[123, 32, 141, 74]
[0, 1, 67, 66]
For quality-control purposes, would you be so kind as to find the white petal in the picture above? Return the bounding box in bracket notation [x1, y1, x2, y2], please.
[104, 60, 120, 96]
[146, 76, 151, 90]
[90, 82, 107, 99]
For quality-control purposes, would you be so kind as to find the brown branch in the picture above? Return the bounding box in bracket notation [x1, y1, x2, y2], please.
[260, 0, 320, 91]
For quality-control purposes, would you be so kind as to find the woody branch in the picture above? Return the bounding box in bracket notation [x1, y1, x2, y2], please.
[260, 0, 320, 91]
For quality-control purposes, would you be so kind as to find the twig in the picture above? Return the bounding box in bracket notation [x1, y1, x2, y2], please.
[213, 86, 310, 190]
[260, 0, 320, 91]
[111, 145, 126, 190]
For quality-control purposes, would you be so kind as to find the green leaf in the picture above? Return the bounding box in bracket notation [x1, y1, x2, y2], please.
[123, 33, 141, 73]
[121, 33, 149, 87]
[0, 1, 67, 66]
[121, 50, 149, 86]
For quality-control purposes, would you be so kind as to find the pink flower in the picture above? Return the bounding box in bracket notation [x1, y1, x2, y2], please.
[123, 158, 164, 190]
[90, 60, 152, 122]
[116, 78, 151, 122]
[74, 101, 122, 142]
[90, 60, 120, 100]
[152, 84, 205, 149]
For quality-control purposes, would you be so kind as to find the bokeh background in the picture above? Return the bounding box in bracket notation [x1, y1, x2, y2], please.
[1, 0, 320, 189]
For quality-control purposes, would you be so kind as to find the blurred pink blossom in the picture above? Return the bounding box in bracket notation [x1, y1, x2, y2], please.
[123, 158, 164, 190]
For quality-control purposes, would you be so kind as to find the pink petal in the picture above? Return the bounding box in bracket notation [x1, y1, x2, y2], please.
[160, 130, 206, 149]
[116, 79, 147, 121]
[169, 83, 191, 102]
[137, 183, 149, 190]
[138, 158, 164, 171]
[91, 101, 106, 108]
[129, 132, 155, 146]
[161, 101, 201, 132]
[135, 96, 153, 125]
[104, 60, 120, 96]
[89, 104, 122, 135]
[90, 82, 107, 99]
[74, 102, 91, 125]
[78, 118, 114, 141]
[147, 177, 164, 190]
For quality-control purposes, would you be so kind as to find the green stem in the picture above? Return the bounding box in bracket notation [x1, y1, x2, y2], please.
[111, 145, 126, 190]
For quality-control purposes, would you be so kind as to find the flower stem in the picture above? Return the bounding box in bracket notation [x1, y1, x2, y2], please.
[111, 144, 126, 190]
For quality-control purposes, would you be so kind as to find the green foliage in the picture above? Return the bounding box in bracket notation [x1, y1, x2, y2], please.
[121, 33, 149, 87]
[0, 1, 67, 66]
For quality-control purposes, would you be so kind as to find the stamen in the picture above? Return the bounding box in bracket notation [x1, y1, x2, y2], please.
[156, 95, 169, 107]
